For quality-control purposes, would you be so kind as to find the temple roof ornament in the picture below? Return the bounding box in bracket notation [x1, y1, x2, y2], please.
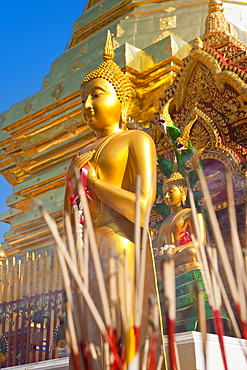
[204, 0, 229, 38]
[154, 1, 247, 207]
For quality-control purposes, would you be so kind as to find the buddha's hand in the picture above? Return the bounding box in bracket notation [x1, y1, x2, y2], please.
[67, 151, 95, 179]
[87, 162, 98, 189]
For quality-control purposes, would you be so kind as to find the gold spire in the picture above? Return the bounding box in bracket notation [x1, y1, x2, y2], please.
[204, 0, 229, 37]
[193, 36, 204, 50]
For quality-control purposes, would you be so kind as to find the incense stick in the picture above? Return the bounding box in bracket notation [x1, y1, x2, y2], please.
[138, 199, 152, 328]
[134, 175, 141, 334]
[196, 168, 239, 306]
[196, 286, 207, 370]
[142, 337, 150, 370]
[64, 212, 77, 266]
[76, 170, 112, 330]
[39, 202, 124, 368]
[206, 250, 241, 338]
[225, 169, 247, 337]
[186, 178, 215, 309]
[163, 253, 177, 370]
[207, 246, 228, 370]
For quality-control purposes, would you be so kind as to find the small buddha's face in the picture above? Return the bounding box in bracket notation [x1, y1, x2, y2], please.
[80, 78, 122, 131]
[163, 185, 184, 207]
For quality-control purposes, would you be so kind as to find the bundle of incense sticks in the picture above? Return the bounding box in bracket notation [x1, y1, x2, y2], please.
[38, 171, 166, 370]
[190, 163, 247, 368]
[38, 160, 247, 370]
[160, 162, 247, 370]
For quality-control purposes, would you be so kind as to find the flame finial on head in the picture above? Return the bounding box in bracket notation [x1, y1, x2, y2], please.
[103, 30, 114, 62]
[81, 31, 135, 104]
[163, 172, 187, 191]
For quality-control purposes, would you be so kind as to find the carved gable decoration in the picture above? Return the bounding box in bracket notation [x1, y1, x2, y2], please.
[156, 2, 247, 209]
[159, 35, 247, 173]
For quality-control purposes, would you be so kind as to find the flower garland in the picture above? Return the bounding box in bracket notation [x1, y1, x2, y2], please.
[66, 156, 93, 239]
[53, 324, 66, 349]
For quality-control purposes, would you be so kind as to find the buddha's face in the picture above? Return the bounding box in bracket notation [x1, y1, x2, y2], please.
[163, 185, 185, 207]
[80, 78, 122, 131]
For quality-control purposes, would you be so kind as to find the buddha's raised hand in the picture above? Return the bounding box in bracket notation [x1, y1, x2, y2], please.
[67, 150, 95, 179]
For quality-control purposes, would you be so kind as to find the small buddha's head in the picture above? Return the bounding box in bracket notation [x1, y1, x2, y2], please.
[80, 31, 135, 131]
[163, 172, 187, 208]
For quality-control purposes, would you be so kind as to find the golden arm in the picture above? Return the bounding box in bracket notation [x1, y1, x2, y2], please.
[88, 132, 157, 227]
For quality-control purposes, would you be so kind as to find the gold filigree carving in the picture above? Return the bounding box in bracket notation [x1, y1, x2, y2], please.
[159, 12, 247, 184]
[1, 170, 17, 186]
[116, 24, 125, 37]
[159, 16, 176, 30]
[64, 118, 79, 134]
[51, 84, 64, 100]
[193, 37, 203, 50]
[189, 119, 214, 151]
[233, 124, 247, 141]
[213, 35, 246, 52]
[42, 77, 50, 89]
[216, 71, 247, 95]
[77, 44, 88, 57]
[159, 97, 245, 179]
[170, 105, 218, 151]
[68, 60, 86, 75]
[172, 48, 247, 112]
[153, 31, 172, 44]
[169, 37, 180, 55]
[112, 39, 120, 50]
[24, 101, 32, 114]
[213, 42, 246, 62]
[19, 139, 38, 156]
[164, 7, 176, 13]
[152, 31, 182, 44]
[233, 58, 247, 71]
[119, 48, 135, 65]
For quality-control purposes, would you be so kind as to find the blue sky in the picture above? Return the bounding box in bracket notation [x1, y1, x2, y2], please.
[0, 0, 87, 242]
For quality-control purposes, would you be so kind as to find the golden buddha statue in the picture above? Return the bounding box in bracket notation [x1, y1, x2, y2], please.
[158, 171, 205, 272]
[157, 171, 211, 332]
[64, 31, 164, 367]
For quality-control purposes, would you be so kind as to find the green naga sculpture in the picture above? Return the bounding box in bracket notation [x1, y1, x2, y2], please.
[153, 99, 203, 222]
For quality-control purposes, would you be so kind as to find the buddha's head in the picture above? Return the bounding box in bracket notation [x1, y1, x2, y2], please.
[80, 31, 135, 131]
[163, 172, 187, 208]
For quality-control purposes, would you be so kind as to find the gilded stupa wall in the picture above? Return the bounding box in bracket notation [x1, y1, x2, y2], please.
[0, 0, 246, 257]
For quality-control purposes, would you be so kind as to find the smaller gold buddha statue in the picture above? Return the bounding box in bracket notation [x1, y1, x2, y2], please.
[157, 172, 212, 331]
[158, 171, 205, 273]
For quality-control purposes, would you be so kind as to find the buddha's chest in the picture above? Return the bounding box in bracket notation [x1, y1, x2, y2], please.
[164, 210, 192, 241]
[92, 136, 129, 183]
